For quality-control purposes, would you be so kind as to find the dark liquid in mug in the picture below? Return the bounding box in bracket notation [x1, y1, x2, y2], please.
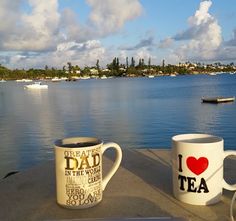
[55, 140, 101, 148]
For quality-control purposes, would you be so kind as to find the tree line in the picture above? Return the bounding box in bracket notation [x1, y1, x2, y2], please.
[0, 57, 236, 80]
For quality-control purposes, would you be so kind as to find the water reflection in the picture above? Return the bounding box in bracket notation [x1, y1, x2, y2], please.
[0, 75, 236, 177]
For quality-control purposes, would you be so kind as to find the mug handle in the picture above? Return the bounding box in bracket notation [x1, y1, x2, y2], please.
[223, 150, 236, 191]
[101, 142, 122, 191]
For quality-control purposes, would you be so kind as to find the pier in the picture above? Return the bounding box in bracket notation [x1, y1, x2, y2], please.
[0, 149, 235, 221]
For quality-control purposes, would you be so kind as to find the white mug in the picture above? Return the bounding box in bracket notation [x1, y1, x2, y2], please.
[55, 137, 122, 209]
[172, 134, 236, 205]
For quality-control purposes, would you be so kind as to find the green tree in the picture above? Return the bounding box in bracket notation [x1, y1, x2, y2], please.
[148, 57, 151, 68]
[96, 59, 100, 70]
[126, 57, 129, 68]
[67, 62, 72, 73]
[131, 57, 135, 67]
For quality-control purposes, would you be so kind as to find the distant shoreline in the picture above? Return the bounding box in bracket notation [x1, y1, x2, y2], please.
[1, 71, 236, 82]
[1, 61, 236, 80]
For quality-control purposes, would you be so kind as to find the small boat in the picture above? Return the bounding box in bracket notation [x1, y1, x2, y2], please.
[209, 73, 217, 76]
[24, 82, 48, 89]
[100, 75, 107, 79]
[51, 77, 62, 82]
[148, 75, 155, 78]
[16, 79, 33, 82]
[80, 76, 90, 80]
[201, 96, 235, 103]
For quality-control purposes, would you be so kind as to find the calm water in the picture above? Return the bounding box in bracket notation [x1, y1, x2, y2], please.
[0, 74, 236, 177]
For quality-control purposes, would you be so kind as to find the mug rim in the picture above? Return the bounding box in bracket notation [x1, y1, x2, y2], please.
[172, 133, 223, 144]
[54, 137, 103, 148]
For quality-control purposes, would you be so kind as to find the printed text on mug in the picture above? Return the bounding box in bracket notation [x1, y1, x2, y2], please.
[63, 148, 102, 206]
[177, 154, 209, 193]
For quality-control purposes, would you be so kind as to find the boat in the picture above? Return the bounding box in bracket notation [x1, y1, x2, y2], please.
[51, 77, 62, 82]
[16, 79, 33, 82]
[100, 75, 107, 79]
[209, 73, 217, 76]
[0, 79, 6, 82]
[24, 82, 48, 89]
[201, 96, 235, 103]
[148, 75, 155, 78]
[80, 76, 90, 80]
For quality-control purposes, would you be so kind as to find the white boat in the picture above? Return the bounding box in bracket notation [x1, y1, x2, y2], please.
[24, 79, 33, 82]
[16, 79, 33, 82]
[80, 76, 91, 80]
[209, 73, 217, 76]
[148, 75, 155, 78]
[100, 75, 107, 79]
[0, 79, 6, 82]
[24, 82, 48, 89]
[51, 77, 62, 82]
[16, 79, 25, 82]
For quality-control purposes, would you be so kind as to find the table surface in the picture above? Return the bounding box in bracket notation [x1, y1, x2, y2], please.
[0, 149, 235, 221]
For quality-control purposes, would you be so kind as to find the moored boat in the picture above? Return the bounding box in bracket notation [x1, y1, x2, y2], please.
[100, 75, 107, 79]
[24, 82, 48, 89]
[51, 77, 62, 82]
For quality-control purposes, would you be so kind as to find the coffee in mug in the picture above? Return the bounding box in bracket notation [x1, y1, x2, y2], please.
[55, 137, 122, 209]
[172, 134, 236, 205]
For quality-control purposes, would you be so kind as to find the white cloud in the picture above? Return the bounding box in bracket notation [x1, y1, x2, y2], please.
[86, 0, 143, 35]
[54, 41, 105, 67]
[134, 48, 153, 62]
[60, 8, 94, 43]
[60, 0, 143, 42]
[0, 0, 61, 51]
[159, 37, 174, 49]
[189, 0, 212, 26]
[0, 0, 144, 68]
[5, 40, 107, 69]
[173, 0, 222, 61]
[2, 0, 236, 69]
[0, 0, 22, 48]
[225, 29, 236, 46]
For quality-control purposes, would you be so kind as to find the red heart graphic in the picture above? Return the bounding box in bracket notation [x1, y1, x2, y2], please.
[186, 157, 209, 175]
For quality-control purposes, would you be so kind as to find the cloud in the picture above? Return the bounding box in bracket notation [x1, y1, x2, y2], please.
[215, 47, 236, 61]
[0, 0, 144, 68]
[60, 8, 94, 43]
[60, 0, 143, 42]
[173, 0, 222, 61]
[134, 48, 154, 61]
[224, 29, 236, 46]
[57, 40, 101, 52]
[159, 37, 174, 49]
[86, 0, 143, 35]
[3, 0, 236, 69]
[0, 0, 61, 51]
[0, 0, 22, 49]
[120, 36, 155, 51]
[3, 40, 107, 69]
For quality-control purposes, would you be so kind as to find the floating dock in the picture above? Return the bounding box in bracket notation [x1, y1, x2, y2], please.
[201, 96, 235, 103]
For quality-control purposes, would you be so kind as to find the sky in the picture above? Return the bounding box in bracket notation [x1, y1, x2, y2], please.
[0, 0, 236, 69]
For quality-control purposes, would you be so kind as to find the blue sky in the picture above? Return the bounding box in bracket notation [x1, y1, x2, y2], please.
[0, 0, 236, 69]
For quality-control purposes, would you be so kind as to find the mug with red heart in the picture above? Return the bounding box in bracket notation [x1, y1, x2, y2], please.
[172, 133, 236, 205]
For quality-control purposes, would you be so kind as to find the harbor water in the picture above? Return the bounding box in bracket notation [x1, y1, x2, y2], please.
[0, 73, 236, 178]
